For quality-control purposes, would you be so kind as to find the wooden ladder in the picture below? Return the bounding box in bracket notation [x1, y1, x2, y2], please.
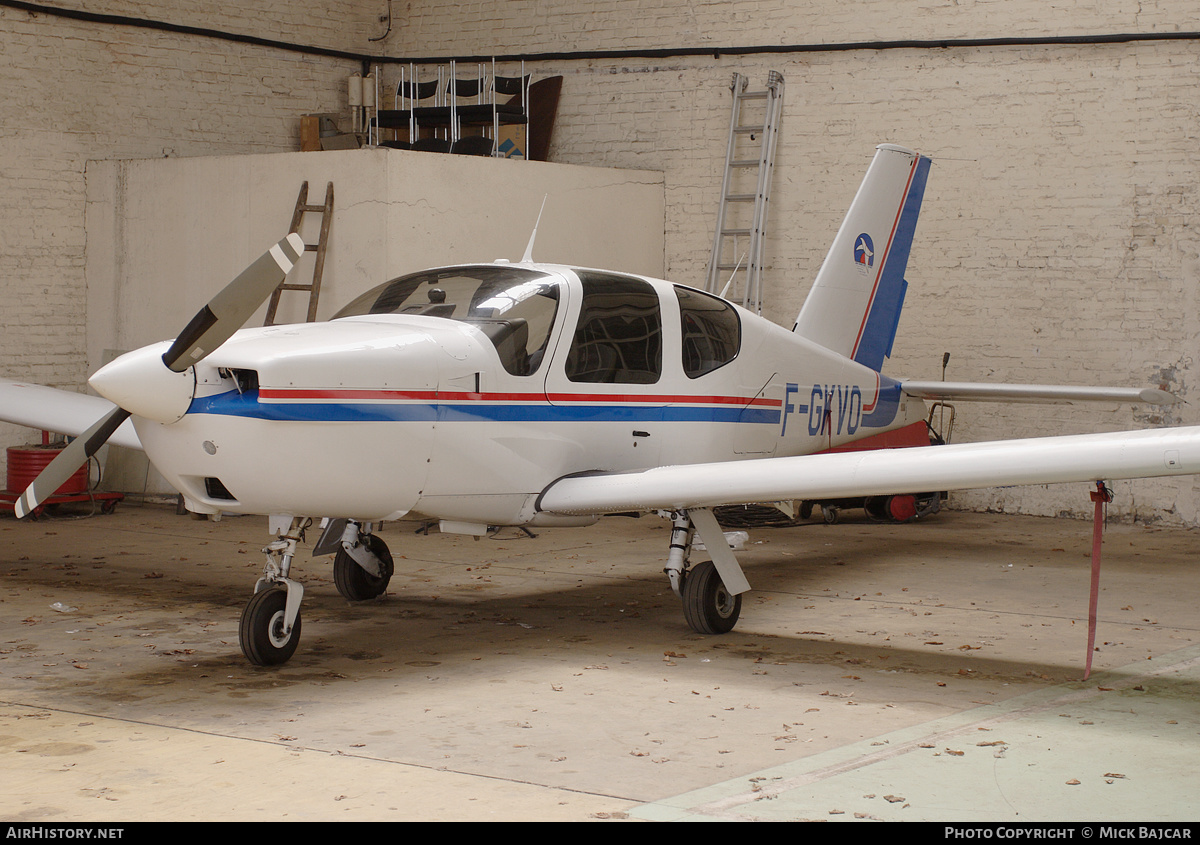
[264, 181, 334, 326]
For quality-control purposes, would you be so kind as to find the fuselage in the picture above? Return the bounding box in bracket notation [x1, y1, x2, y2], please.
[122, 263, 926, 524]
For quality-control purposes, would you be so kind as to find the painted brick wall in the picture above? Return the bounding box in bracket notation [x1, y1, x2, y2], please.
[0, 1, 376, 476]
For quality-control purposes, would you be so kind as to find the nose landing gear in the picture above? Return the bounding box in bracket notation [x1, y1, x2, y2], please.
[239, 584, 302, 666]
[239, 516, 308, 666]
[237, 517, 395, 666]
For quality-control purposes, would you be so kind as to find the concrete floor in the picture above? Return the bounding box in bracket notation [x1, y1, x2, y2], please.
[0, 500, 1198, 821]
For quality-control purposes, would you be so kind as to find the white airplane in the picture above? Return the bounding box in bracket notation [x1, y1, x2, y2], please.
[3, 143, 1199, 667]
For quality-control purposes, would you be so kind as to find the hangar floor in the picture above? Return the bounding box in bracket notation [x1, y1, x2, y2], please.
[0, 502, 1197, 822]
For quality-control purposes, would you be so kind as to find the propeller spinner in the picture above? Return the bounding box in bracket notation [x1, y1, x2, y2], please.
[14, 233, 305, 519]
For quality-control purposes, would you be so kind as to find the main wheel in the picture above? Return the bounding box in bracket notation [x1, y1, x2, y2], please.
[332, 534, 394, 601]
[681, 560, 742, 634]
[239, 585, 301, 666]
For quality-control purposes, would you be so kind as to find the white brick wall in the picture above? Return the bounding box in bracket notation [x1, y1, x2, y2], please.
[4, 0, 1200, 525]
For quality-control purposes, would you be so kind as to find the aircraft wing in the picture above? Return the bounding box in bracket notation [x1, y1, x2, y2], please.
[0, 378, 142, 450]
[900, 380, 1176, 405]
[537, 425, 1200, 516]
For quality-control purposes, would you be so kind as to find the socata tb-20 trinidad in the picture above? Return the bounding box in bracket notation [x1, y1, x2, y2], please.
[3, 144, 1195, 666]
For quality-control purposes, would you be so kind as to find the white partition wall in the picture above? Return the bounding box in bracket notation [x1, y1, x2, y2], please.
[81, 147, 664, 494]
[85, 148, 665, 373]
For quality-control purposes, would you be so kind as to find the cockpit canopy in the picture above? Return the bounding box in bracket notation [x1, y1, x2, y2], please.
[332, 265, 561, 376]
[332, 264, 743, 383]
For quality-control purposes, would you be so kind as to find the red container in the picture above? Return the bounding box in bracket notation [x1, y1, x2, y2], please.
[6, 445, 89, 496]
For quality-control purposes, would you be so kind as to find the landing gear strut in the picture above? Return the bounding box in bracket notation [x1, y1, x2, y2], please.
[663, 509, 749, 636]
[239, 516, 307, 666]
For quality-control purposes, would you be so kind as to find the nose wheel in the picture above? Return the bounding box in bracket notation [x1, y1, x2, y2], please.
[239, 516, 307, 667]
[239, 585, 301, 666]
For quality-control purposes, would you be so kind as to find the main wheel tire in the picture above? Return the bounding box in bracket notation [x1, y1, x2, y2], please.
[681, 560, 742, 634]
[239, 585, 301, 666]
[332, 534, 394, 601]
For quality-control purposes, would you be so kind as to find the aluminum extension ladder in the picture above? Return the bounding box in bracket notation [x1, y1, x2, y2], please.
[264, 181, 334, 326]
[705, 71, 784, 315]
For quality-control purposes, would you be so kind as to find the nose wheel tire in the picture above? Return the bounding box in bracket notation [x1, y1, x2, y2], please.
[239, 585, 301, 666]
[681, 560, 742, 634]
[333, 534, 394, 601]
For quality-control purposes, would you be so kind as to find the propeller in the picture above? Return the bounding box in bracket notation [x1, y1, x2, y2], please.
[14, 233, 305, 519]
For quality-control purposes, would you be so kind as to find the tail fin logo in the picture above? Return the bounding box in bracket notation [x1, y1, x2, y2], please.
[853, 233, 874, 276]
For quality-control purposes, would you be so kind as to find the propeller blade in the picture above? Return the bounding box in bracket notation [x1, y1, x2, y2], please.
[18, 232, 303, 519]
[14, 406, 131, 519]
[161, 232, 305, 371]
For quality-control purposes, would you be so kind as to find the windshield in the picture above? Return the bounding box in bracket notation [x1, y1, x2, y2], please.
[331, 265, 562, 377]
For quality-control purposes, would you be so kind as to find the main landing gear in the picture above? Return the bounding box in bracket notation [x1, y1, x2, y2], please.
[664, 509, 751, 636]
[238, 517, 392, 666]
[682, 560, 741, 634]
[331, 526, 394, 601]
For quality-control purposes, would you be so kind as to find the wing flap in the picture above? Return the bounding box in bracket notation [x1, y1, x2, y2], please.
[901, 380, 1176, 405]
[0, 379, 143, 450]
[537, 426, 1200, 515]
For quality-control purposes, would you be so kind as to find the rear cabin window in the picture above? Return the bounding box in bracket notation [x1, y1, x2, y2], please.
[565, 272, 662, 384]
[675, 286, 740, 378]
[331, 266, 560, 377]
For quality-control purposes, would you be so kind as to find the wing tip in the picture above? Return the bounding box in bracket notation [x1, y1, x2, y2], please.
[1141, 388, 1179, 406]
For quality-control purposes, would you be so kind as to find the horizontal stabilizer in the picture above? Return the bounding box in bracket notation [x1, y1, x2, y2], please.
[537, 425, 1200, 515]
[900, 381, 1176, 406]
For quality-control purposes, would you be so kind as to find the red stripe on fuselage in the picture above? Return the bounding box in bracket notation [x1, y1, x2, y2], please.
[257, 387, 782, 407]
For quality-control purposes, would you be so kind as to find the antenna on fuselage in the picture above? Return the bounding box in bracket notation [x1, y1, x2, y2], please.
[718, 252, 747, 300]
[520, 195, 548, 264]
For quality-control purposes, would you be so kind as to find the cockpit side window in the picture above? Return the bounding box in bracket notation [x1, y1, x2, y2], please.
[331, 266, 560, 377]
[565, 272, 662, 384]
[675, 286, 740, 378]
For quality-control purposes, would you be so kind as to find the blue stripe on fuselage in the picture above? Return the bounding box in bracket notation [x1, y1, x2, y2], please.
[862, 376, 902, 427]
[187, 390, 783, 425]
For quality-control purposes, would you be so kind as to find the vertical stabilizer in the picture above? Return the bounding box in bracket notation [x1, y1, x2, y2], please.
[793, 144, 930, 371]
